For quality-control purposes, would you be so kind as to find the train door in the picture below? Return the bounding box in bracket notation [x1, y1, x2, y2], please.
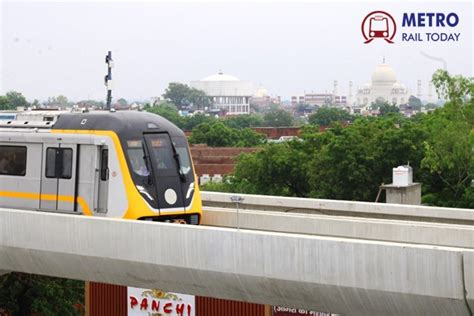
[40, 143, 77, 212]
[143, 133, 185, 211]
[96, 147, 109, 213]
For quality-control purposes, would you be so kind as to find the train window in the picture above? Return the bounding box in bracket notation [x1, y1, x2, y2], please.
[171, 137, 192, 175]
[0, 145, 27, 176]
[127, 147, 150, 177]
[45, 147, 73, 179]
[100, 149, 109, 181]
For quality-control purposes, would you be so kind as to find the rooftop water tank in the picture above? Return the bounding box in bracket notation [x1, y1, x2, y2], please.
[392, 165, 413, 186]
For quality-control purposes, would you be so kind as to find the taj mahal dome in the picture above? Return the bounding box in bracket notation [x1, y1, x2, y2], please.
[356, 60, 410, 107]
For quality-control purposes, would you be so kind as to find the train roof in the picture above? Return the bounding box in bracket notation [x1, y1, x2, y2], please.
[53, 111, 185, 137]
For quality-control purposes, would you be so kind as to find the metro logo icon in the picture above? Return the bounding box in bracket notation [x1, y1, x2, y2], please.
[361, 11, 397, 44]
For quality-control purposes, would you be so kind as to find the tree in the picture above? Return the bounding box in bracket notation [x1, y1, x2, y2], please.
[56, 95, 70, 107]
[5, 91, 28, 109]
[45, 96, 71, 107]
[189, 122, 264, 147]
[0, 96, 10, 110]
[117, 98, 128, 107]
[77, 100, 105, 109]
[0, 273, 84, 315]
[188, 88, 212, 110]
[308, 107, 352, 126]
[378, 102, 400, 116]
[163, 83, 211, 110]
[308, 117, 426, 201]
[231, 141, 311, 196]
[420, 69, 473, 207]
[408, 95, 422, 110]
[223, 114, 264, 129]
[146, 102, 185, 128]
[181, 113, 216, 131]
[31, 99, 41, 107]
[263, 109, 294, 127]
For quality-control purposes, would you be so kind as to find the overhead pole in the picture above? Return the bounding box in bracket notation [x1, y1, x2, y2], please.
[104, 51, 113, 110]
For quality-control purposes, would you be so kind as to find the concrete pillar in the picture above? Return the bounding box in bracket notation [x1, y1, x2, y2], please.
[380, 183, 422, 205]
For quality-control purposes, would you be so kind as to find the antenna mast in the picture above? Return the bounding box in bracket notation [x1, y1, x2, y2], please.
[104, 51, 114, 110]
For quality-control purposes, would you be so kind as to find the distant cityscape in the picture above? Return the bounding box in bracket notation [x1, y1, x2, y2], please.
[1, 58, 442, 120]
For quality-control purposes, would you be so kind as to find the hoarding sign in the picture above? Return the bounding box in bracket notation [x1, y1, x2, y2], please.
[128, 287, 195, 316]
[273, 306, 332, 316]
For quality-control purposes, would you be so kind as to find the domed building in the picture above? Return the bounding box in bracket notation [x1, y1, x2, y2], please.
[356, 60, 409, 107]
[190, 71, 254, 115]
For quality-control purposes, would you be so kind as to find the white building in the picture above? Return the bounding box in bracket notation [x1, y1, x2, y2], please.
[356, 60, 410, 107]
[190, 71, 254, 115]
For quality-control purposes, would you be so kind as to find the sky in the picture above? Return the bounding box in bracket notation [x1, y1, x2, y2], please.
[0, 0, 472, 102]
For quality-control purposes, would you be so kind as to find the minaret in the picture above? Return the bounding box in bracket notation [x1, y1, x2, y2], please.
[348, 81, 353, 105]
[417, 80, 422, 99]
[333, 80, 338, 96]
[428, 82, 433, 102]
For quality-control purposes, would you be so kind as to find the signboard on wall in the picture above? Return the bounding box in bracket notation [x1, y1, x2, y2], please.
[128, 287, 195, 316]
[273, 306, 332, 316]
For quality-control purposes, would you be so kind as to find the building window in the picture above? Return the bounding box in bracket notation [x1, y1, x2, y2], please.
[46, 147, 73, 179]
[0, 145, 27, 176]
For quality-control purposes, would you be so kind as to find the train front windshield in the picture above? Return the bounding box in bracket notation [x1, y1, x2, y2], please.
[126, 136, 192, 178]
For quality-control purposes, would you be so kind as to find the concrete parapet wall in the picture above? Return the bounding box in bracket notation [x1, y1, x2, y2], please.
[0, 208, 472, 315]
[201, 191, 474, 225]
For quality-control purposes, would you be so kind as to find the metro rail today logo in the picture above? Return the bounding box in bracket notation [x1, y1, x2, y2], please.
[362, 11, 461, 44]
[361, 11, 397, 44]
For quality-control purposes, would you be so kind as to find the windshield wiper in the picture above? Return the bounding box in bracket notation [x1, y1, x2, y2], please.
[142, 145, 153, 185]
[169, 139, 186, 182]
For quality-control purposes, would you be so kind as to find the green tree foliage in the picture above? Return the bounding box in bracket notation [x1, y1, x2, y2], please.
[163, 83, 211, 110]
[146, 102, 185, 128]
[46, 95, 71, 107]
[0, 273, 84, 315]
[408, 95, 422, 110]
[31, 99, 41, 107]
[215, 70, 473, 208]
[117, 98, 128, 107]
[377, 102, 400, 117]
[263, 109, 294, 127]
[77, 100, 105, 109]
[232, 141, 311, 196]
[0, 96, 10, 110]
[189, 122, 265, 147]
[1, 91, 28, 110]
[181, 113, 217, 131]
[309, 118, 426, 201]
[222, 114, 264, 129]
[308, 107, 353, 126]
[56, 95, 70, 107]
[420, 70, 474, 207]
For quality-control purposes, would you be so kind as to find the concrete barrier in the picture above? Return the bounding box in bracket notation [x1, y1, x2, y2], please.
[0, 208, 471, 315]
[202, 207, 474, 249]
[201, 191, 474, 224]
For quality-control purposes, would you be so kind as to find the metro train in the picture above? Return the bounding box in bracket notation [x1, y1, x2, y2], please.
[0, 111, 202, 224]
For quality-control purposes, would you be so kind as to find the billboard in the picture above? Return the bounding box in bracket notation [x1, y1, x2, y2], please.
[273, 306, 332, 316]
[128, 287, 195, 316]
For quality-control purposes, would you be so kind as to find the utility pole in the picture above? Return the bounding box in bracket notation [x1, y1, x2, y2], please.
[104, 51, 113, 110]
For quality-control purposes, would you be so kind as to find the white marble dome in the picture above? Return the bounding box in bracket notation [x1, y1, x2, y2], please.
[371, 63, 397, 84]
[201, 71, 240, 82]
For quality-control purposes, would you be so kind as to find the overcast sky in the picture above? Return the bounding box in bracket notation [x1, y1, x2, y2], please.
[1, 0, 472, 102]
